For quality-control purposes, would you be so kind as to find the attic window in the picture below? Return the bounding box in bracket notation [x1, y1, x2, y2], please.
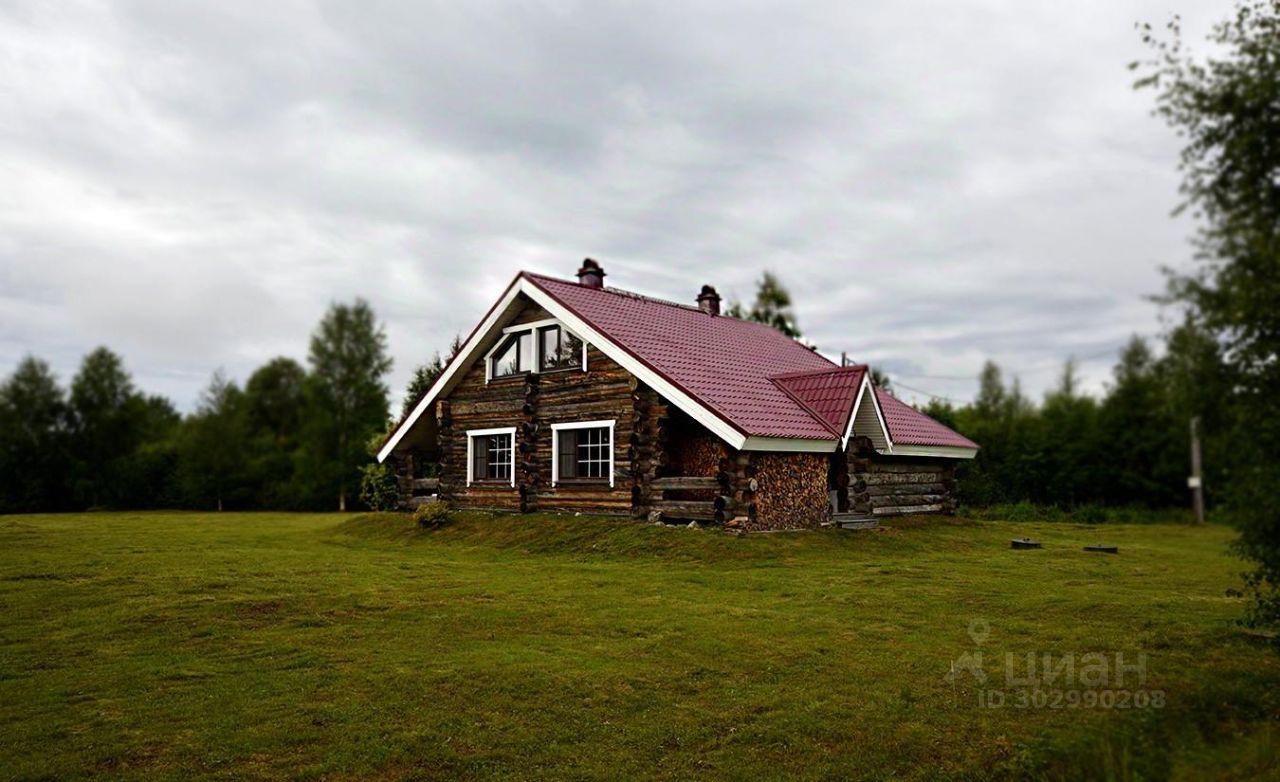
[491, 331, 534, 378]
[539, 326, 583, 371]
[488, 321, 586, 380]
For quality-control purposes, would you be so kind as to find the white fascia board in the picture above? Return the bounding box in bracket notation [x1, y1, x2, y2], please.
[884, 445, 978, 460]
[741, 436, 838, 453]
[518, 280, 748, 450]
[378, 279, 525, 463]
[841, 375, 894, 452]
[550, 419, 616, 487]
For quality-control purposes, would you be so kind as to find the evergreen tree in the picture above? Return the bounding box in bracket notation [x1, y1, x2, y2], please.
[178, 371, 247, 511]
[1037, 359, 1102, 507]
[242, 357, 308, 508]
[401, 333, 463, 419]
[726, 272, 802, 338]
[0, 357, 69, 512]
[68, 348, 143, 508]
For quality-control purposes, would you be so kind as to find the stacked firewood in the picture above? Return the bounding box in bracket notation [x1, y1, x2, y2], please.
[750, 453, 827, 530]
[720, 450, 757, 528]
[436, 400, 454, 502]
[518, 373, 540, 512]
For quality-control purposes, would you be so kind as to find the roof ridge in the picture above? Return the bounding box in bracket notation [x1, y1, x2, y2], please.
[522, 272, 837, 350]
[769, 364, 865, 381]
[522, 271, 703, 313]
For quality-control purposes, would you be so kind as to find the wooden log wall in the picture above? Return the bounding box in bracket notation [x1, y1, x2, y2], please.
[391, 451, 414, 508]
[748, 452, 829, 530]
[629, 380, 666, 517]
[848, 454, 958, 516]
[436, 400, 456, 503]
[437, 298, 638, 515]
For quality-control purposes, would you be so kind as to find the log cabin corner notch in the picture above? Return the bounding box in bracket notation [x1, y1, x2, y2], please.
[379, 259, 979, 530]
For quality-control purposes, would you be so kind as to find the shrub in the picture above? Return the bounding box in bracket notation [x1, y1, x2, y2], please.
[358, 463, 399, 511]
[1074, 504, 1107, 524]
[414, 501, 452, 528]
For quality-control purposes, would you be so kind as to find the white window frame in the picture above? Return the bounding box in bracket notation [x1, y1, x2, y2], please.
[550, 420, 615, 488]
[484, 319, 587, 382]
[466, 427, 517, 487]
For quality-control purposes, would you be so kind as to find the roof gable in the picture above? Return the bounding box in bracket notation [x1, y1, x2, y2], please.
[770, 366, 866, 436]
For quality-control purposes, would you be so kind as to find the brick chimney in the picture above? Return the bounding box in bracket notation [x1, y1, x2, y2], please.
[576, 258, 605, 288]
[696, 284, 721, 316]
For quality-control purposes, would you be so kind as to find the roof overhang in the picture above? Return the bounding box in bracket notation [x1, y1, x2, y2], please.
[882, 444, 978, 460]
[379, 274, 751, 462]
[741, 436, 838, 453]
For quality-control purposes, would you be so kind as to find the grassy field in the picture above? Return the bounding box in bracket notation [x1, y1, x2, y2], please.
[1, 511, 1277, 781]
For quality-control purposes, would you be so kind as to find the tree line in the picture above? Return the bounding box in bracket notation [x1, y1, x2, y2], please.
[0, 300, 393, 514]
[920, 323, 1231, 512]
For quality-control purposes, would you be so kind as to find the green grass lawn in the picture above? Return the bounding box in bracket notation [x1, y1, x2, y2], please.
[1, 512, 1277, 781]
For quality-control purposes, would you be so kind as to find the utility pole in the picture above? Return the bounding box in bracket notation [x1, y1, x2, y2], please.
[1189, 416, 1205, 524]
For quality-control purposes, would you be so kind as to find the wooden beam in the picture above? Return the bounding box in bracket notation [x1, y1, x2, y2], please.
[651, 476, 720, 491]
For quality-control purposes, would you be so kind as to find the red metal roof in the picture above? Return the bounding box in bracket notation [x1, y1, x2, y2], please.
[771, 366, 866, 436]
[515, 272, 977, 450]
[874, 387, 979, 449]
[525, 273, 838, 440]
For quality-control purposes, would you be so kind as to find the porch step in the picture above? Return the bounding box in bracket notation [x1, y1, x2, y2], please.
[832, 513, 879, 531]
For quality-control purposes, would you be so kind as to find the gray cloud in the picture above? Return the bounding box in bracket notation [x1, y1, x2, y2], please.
[0, 0, 1221, 410]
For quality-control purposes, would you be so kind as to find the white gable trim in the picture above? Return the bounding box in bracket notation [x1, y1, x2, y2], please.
[886, 445, 978, 460]
[841, 376, 893, 452]
[379, 276, 747, 463]
[380, 278, 525, 462]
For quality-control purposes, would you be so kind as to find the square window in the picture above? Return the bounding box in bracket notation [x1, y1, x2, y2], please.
[556, 425, 611, 482]
[470, 432, 513, 483]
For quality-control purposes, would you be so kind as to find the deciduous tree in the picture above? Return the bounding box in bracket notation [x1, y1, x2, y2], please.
[306, 300, 392, 511]
[1138, 0, 1280, 635]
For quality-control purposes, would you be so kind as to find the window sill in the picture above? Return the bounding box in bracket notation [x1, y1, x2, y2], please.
[470, 481, 515, 488]
[492, 366, 582, 382]
[554, 478, 612, 487]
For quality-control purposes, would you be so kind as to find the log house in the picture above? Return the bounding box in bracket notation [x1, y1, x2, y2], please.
[379, 260, 978, 530]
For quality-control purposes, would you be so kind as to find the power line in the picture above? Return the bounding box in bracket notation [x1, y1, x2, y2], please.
[888, 379, 972, 406]
[886, 343, 1127, 384]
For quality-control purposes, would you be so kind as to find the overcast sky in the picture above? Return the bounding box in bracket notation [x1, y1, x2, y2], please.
[0, 1, 1225, 411]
